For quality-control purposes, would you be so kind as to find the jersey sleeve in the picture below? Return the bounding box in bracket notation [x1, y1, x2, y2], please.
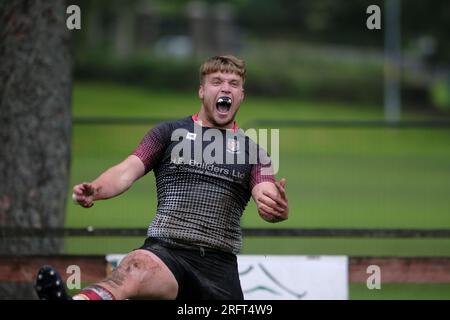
[249, 146, 276, 190]
[132, 122, 172, 174]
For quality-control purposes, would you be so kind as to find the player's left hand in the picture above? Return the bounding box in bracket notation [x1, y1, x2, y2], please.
[253, 179, 289, 223]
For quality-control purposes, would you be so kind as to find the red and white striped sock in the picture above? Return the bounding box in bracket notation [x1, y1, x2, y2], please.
[72, 285, 116, 300]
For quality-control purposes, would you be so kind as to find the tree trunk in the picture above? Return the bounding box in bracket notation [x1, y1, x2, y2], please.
[0, 0, 72, 298]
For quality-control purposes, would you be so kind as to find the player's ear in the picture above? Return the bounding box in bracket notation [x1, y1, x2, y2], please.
[198, 85, 204, 99]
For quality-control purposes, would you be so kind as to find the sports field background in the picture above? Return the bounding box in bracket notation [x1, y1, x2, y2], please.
[63, 82, 450, 299]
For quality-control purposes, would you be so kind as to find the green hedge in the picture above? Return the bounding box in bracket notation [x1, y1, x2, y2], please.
[74, 52, 199, 91]
[73, 50, 433, 108]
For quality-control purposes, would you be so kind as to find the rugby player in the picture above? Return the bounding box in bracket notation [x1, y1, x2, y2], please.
[35, 55, 289, 300]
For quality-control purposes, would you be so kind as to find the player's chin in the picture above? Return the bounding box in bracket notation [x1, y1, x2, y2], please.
[213, 111, 235, 126]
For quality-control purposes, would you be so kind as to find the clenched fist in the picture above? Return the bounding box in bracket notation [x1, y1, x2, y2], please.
[72, 183, 97, 208]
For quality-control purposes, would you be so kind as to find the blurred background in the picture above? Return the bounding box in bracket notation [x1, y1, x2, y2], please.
[72, 0, 450, 112]
[1, 0, 450, 299]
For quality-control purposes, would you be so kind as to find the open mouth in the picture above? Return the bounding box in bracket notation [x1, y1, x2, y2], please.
[216, 96, 232, 114]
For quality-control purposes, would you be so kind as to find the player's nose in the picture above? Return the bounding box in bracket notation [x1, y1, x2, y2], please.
[220, 82, 232, 93]
[220, 88, 231, 96]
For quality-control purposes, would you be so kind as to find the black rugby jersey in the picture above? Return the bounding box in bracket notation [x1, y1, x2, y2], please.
[132, 115, 275, 254]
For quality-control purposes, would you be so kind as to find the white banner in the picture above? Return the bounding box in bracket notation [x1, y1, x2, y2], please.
[105, 254, 348, 300]
[238, 255, 348, 300]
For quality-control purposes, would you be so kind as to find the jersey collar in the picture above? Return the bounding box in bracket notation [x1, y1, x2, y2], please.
[192, 114, 238, 133]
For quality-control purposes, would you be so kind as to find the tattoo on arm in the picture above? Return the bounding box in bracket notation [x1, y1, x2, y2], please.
[101, 268, 127, 289]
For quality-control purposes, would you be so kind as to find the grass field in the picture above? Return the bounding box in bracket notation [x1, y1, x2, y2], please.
[64, 81, 450, 299]
[349, 284, 450, 300]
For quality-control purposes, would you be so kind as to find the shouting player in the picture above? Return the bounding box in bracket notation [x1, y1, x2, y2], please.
[35, 55, 289, 300]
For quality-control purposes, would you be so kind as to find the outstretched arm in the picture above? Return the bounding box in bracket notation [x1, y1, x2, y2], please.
[252, 178, 289, 223]
[72, 155, 145, 208]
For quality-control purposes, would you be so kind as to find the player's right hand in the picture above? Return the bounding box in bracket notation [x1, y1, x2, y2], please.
[72, 182, 96, 208]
